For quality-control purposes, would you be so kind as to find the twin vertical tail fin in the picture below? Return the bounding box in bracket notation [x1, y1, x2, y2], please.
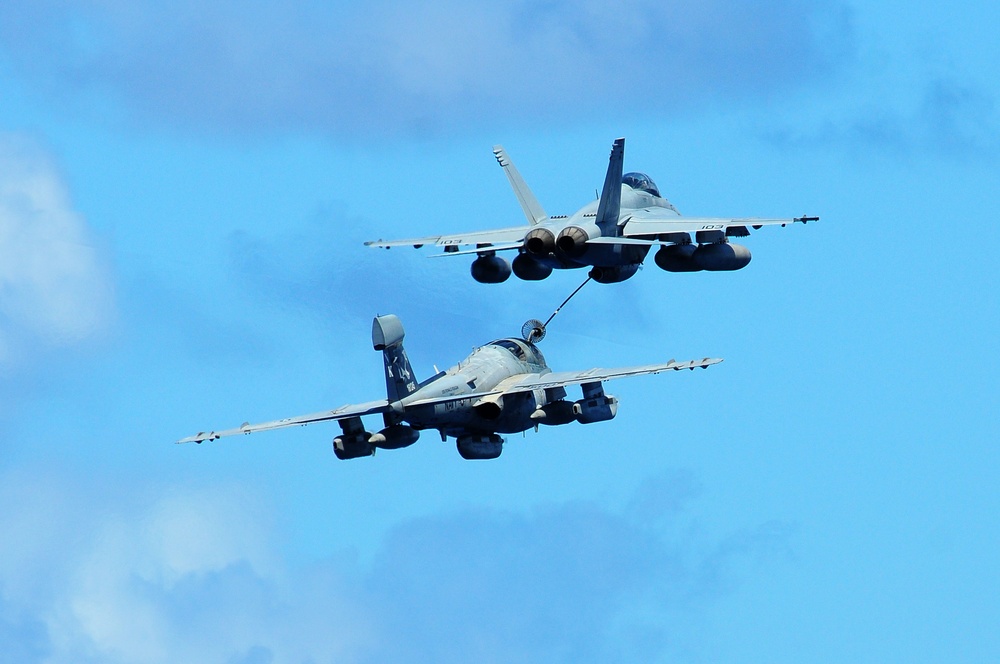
[372, 315, 417, 402]
[493, 145, 548, 226]
[595, 137, 625, 235]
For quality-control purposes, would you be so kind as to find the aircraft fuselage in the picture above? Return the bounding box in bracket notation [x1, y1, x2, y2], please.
[395, 340, 569, 438]
[507, 186, 675, 283]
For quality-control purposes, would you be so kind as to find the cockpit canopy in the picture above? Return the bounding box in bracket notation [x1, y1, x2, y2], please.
[622, 172, 660, 197]
[488, 338, 546, 367]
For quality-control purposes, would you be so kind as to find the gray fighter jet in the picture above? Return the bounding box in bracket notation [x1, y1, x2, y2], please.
[366, 138, 817, 284]
[178, 315, 720, 459]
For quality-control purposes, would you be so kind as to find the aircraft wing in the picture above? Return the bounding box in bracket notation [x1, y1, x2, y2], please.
[177, 399, 389, 444]
[504, 358, 722, 392]
[597, 212, 819, 243]
[365, 225, 531, 251]
[404, 358, 722, 410]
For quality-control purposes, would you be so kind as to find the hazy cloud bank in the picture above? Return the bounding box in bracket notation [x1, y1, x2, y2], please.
[0, 1, 851, 138]
[0, 470, 793, 663]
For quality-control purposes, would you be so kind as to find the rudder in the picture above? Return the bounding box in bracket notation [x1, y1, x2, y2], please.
[372, 315, 418, 402]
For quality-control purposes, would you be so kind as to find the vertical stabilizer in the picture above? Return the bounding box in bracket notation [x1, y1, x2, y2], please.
[595, 138, 625, 235]
[372, 315, 417, 402]
[493, 145, 548, 226]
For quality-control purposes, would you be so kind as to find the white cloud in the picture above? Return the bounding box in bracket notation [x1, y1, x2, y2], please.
[0, 134, 114, 363]
[0, 470, 793, 663]
[0, 474, 373, 663]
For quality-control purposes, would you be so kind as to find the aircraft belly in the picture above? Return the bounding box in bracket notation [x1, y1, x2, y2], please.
[581, 242, 650, 266]
[402, 392, 539, 437]
[536, 253, 587, 270]
[404, 400, 474, 430]
[487, 393, 538, 434]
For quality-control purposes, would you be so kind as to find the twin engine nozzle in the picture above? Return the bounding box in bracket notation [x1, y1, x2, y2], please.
[524, 227, 556, 256]
[524, 226, 588, 258]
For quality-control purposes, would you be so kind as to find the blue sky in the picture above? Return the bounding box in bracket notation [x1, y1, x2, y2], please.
[1, 1, 998, 662]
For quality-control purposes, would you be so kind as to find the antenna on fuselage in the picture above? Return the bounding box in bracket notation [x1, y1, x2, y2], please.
[521, 275, 593, 344]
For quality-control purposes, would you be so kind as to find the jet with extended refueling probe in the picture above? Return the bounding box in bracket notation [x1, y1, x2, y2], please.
[178, 315, 720, 460]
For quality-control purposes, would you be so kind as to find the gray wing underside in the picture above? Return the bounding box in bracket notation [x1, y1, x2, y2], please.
[509, 357, 722, 391]
[405, 358, 722, 408]
[364, 225, 530, 250]
[596, 213, 817, 244]
[177, 399, 389, 444]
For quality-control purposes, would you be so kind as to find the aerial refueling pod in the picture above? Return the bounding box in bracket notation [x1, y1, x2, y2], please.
[693, 242, 751, 271]
[573, 381, 618, 424]
[369, 424, 419, 449]
[456, 433, 504, 460]
[512, 253, 553, 281]
[589, 264, 640, 284]
[470, 255, 512, 283]
[524, 227, 556, 256]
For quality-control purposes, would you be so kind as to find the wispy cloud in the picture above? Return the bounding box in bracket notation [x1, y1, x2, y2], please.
[0, 470, 794, 663]
[0, 134, 115, 365]
[767, 77, 999, 159]
[0, 1, 851, 138]
[222, 212, 540, 359]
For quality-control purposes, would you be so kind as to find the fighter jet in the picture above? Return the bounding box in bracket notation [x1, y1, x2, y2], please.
[178, 315, 720, 460]
[366, 138, 817, 284]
